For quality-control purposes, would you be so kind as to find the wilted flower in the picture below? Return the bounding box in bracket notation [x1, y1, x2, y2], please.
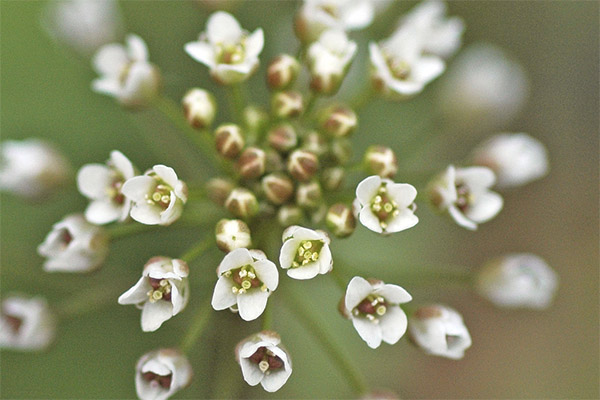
[135, 348, 192, 400]
[307, 29, 357, 95]
[118, 257, 190, 332]
[476, 254, 558, 309]
[0, 295, 56, 351]
[215, 219, 252, 253]
[279, 226, 332, 279]
[236, 331, 292, 392]
[408, 304, 471, 359]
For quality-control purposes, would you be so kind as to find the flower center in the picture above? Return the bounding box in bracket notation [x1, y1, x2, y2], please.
[106, 173, 126, 205]
[370, 185, 400, 230]
[385, 54, 411, 80]
[216, 42, 246, 65]
[292, 240, 324, 268]
[147, 278, 172, 302]
[142, 371, 172, 389]
[248, 346, 284, 375]
[1, 311, 23, 334]
[353, 294, 388, 324]
[455, 182, 474, 212]
[145, 175, 173, 210]
[118, 61, 134, 86]
[223, 265, 267, 294]
[59, 228, 73, 248]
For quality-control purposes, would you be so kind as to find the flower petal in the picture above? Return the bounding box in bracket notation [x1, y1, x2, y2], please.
[118, 277, 150, 305]
[207, 11, 243, 44]
[355, 175, 381, 205]
[286, 262, 320, 280]
[386, 183, 417, 209]
[237, 290, 269, 321]
[211, 276, 237, 310]
[385, 208, 419, 233]
[253, 259, 279, 291]
[239, 358, 264, 386]
[380, 306, 408, 345]
[359, 208, 383, 233]
[77, 164, 111, 198]
[261, 367, 292, 392]
[352, 317, 382, 349]
[122, 175, 155, 202]
[84, 199, 123, 225]
[219, 248, 253, 274]
[345, 276, 373, 310]
[140, 300, 173, 332]
[375, 284, 412, 304]
[465, 191, 503, 223]
[184, 41, 216, 68]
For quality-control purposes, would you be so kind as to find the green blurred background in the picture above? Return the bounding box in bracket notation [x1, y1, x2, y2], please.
[1, 1, 598, 398]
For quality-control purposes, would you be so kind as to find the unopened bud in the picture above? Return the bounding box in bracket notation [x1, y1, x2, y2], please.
[236, 147, 266, 180]
[206, 178, 234, 206]
[331, 138, 352, 165]
[271, 91, 303, 119]
[287, 150, 319, 182]
[182, 88, 216, 129]
[215, 219, 252, 252]
[243, 105, 269, 135]
[267, 54, 300, 90]
[215, 124, 244, 159]
[296, 181, 322, 209]
[320, 105, 357, 138]
[268, 124, 298, 153]
[326, 203, 356, 238]
[262, 173, 294, 205]
[364, 145, 398, 178]
[225, 188, 259, 218]
[321, 167, 345, 191]
[277, 205, 304, 226]
[264, 149, 284, 173]
[302, 131, 328, 157]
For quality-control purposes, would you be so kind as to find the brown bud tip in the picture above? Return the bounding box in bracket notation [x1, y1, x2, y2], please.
[287, 149, 319, 182]
[262, 173, 294, 205]
[236, 147, 266, 180]
[326, 203, 356, 238]
[267, 54, 300, 90]
[295, 180, 322, 209]
[225, 188, 259, 219]
[268, 124, 298, 153]
[271, 91, 304, 119]
[364, 145, 398, 178]
[215, 124, 244, 159]
[321, 105, 357, 138]
[206, 178, 234, 206]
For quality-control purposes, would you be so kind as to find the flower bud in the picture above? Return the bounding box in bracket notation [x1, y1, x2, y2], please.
[326, 203, 356, 238]
[364, 145, 398, 178]
[302, 131, 328, 157]
[225, 188, 259, 218]
[215, 219, 252, 252]
[287, 150, 319, 182]
[266, 54, 300, 90]
[182, 88, 217, 129]
[206, 178, 234, 206]
[243, 105, 269, 134]
[330, 138, 352, 165]
[135, 348, 192, 400]
[271, 91, 303, 119]
[308, 30, 357, 96]
[0, 295, 56, 351]
[320, 105, 357, 138]
[237, 147, 266, 180]
[262, 173, 294, 205]
[295, 181, 322, 209]
[321, 167, 345, 191]
[215, 124, 244, 160]
[277, 205, 303, 226]
[268, 124, 298, 153]
[264, 149, 284, 173]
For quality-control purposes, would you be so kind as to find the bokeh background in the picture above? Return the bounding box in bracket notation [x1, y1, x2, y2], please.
[1, 1, 598, 398]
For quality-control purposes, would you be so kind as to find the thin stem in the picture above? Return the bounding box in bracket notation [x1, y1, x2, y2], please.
[55, 283, 119, 320]
[330, 266, 349, 292]
[107, 222, 157, 241]
[227, 84, 246, 123]
[303, 91, 319, 118]
[179, 235, 214, 263]
[261, 302, 272, 331]
[179, 301, 213, 354]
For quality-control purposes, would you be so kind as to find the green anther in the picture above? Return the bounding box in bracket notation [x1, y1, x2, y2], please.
[303, 241, 312, 249]
[376, 305, 387, 316]
[152, 192, 162, 202]
[241, 280, 252, 290]
[152, 291, 163, 300]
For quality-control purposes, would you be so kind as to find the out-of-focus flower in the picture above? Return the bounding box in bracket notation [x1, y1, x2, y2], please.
[326, 203, 356, 238]
[77, 150, 137, 225]
[225, 187, 259, 219]
[211, 248, 278, 321]
[472, 133, 549, 188]
[343, 276, 412, 349]
[428, 165, 503, 230]
[307, 29, 357, 95]
[476, 254, 558, 309]
[236, 330, 292, 392]
[215, 219, 252, 253]
[266, 54, 301, 91]
[135, 348, 192, 400]
[408, 304, 471, 359]
[363, 146, 398, 179]
[121, 165, 187, 226]
[0, 295, 56, 351]
[182, 88, 217, 129]
[279, 226, 332, 280]
[354, 175, 418, 234]
[185, 11, 264, 85]
[0, 139, 72, 200]
[37, 213, 108, 272]
[118, 257, 190, 332]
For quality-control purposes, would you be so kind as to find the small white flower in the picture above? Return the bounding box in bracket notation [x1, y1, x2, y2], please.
[279, 226, 332, 280]
[37, 213, 109, 272]
[307, 29, 357, 95]
[121, 165, 187, 226]
[0, 295, 56, 351]
[428, 165, 503, 230]
[408, 304, 471, 359]
[343, 276, 412, 349]
[215, 219, 252, 253]
[476, 254, 558, 309]
[77, 150, 138, 225]
[472, 133, 549, 189]
[92, 34, 161, 107]
[212, 248, 278, 321]
[236, 331, 292, 392]
[0, 139, 72, 199]
[185, 11, 264, 85]
[354, 175, 419, 234]
[135, 348, 192, 400]
[118, 257, 190, 332]
[182, 88, 217, 129]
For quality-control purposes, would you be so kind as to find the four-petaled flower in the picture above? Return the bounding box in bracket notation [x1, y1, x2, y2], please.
[135, 348, 192, 400]
[307, 29, 357, 95]
[279, 225, 333, 279]
[0, 295, 56, 351]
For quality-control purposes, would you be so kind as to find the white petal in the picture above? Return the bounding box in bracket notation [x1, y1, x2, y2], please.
[207, 11, 243, 43]
[184, 41, 216, 68]
[93, 43, 127, 76]
[352, 317, 382, 349]
[219, 248, 253, 274]
[77, 164, 111, 198]
[386, 183, 417, 209]
[385, 209, 419, 233]
[240, 359, 264, 386]
[261, 368, 292, 392]
[110, 150, 136, 179]
[159, 192, 181, 225]
[84, 200, 122, 225]
[245, 28, 264, 59]
[140, 300, 173, 332]
[211, 276, 237, 310]
[126, 34, 148, 62]
[340, 0, 374, 29]
[237, 290, 269, 321]
[355, 175, 381, 205]
[286, 262, 320, 280]
[317, 244, 333, 274]
[153, 165, 179, 188]
[130, 204, 162, 225]
[465, 191, 503, 223]
[253, 260, 279, 291]
[119, 62, 158, 106]
[279, 239, 300, 270]
[91, 77, 120, 96]
[118, 277, 150, 305]
[359, 208, 383, 233]
[412, 56, 445, 84]
[448, 205, 477, 230]
[375, 284, 412, 304]
[122, 175, 155, 202]
[379, 306, 408, 345]
[456, 166, 496, 189]
[345, 276, 373, 310]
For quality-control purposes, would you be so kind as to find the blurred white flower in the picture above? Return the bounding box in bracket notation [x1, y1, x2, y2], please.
[428, 165, 503, 230]
[408, 304, 471, 359]
[0, 139, 72, 200]
[307, 29, 357, 95]
[472, 133, 549, 188]
[343, 276, 412, 349]
[279, 226, 332, 280]
[236, 330, 292, 392]
[215, 219, 252, 253]
[77, 150, 137, 225]
[37, 213, 108, 272]
[185, 11, 264, 85]
[212, 248, 278, 321]
[135, 348, 192, 400]
[0, 295, 56, 351]
[118, 257, 190, 332]
[476, 254, 558, 309]
[121, 165, 187, 226]
[91, 34, 161, 107]
[182, 88, 217, 129]
[355, 175, 418, 234]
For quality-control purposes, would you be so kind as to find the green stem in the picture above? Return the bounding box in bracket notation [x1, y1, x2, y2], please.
[55, 283, 119, 320]
[227, 84, 246, 123]
[179, 301, 213, 353]
[261, 302, 272, 331]
[179, 235, 214, 263]
[107, 222, 158, 241]
[330, 266, 349, 292]
[303, 91, 319, 119]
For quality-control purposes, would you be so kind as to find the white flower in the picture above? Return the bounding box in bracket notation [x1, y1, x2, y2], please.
[37, 213, 109, 272]
[472, 133, 549, 189]
[354, 175, 419, 234]
[135, 348, 192, 400]
[121, 165, 187, 226]
[0, 139, 72, 199]
[343, 276, 412, 349]
[118, 257, 190, 332]
[185, 11, 264, 85]
[408, 304, 471, 359]
[428, 165, 503, 230]
[279, 226, 332, 280]
[77, 150, 137, 225]
[212, 248, 278, 321]
[182, 88, 217, 129]
[0, 295, 56, 351]
[91, 34, 161, 107]
[307, 29, 357, 94]
[476, 254, 558, 309]
[236, 331, 292, 392]
[215, 219, 252, 253]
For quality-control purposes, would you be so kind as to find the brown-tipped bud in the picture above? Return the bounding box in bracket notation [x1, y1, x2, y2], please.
[302, 131, 328, 157]
[262, 173, 294, 205]
[206, 178, 234, 206]
[267, 54, 300, 91]
[296, 180, 322, 209]
[264, 149, 284, 173]
[268, 124, 298, 153]
[326, 203, 356, 238]
[271, 91, 303, 119]
[321, 167, 345, 191]
[215, 123, 244, 159]
[277, 205, 304, 226]
[331, 138, 353, 165]
[320, 105, 357, 138]
[225, 188, 259, 219]
[243, 105, 269, 134]
[287, 149, 319, 182]
[364, 145, 398, 178]
[236, 147, 266, 180]
[215, 218, 252, 252]
[182, 88, 217, 129]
